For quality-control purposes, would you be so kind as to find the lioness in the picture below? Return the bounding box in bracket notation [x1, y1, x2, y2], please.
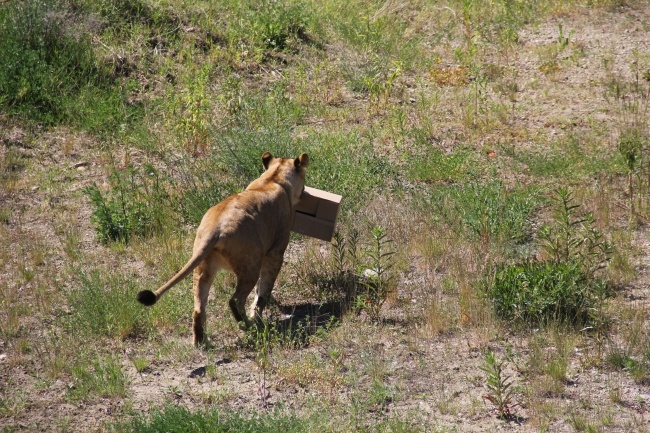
[137, 151, 309, 346]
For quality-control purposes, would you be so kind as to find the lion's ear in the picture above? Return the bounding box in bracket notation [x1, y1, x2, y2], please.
[262, 152, 274, 169]
[295, 153, 309, 169]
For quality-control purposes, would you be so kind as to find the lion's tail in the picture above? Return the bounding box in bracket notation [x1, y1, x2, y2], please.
[137, 234, 219, 307]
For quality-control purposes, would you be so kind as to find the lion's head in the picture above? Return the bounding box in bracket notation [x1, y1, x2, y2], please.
[261, 151, 310, 206]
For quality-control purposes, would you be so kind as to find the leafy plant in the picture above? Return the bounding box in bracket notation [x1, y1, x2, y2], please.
[556, 23, 573, 50]
[480, 352, 519, 419]
[617, 127, 647, 218]
[364, 60, 402, 107]
[356, 226, 396, 322]
[538, 22, 573, 75]
[170, 64, 213, 156]
[84, 165, 169, 244]
[252, 323, 273, 408]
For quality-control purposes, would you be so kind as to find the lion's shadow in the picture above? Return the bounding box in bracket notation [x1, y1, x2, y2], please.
[266, 300, 344, 342]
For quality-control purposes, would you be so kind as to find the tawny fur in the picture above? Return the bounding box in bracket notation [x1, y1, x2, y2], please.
[137, 152, 309, 346]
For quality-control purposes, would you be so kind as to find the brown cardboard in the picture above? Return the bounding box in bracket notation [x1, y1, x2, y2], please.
[291, 186, 342, 241]
[294, 187, 320, 215]
[291, 211, 336, 241]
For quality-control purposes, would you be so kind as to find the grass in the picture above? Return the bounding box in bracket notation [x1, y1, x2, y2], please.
[112, 406, 315, 433]
[2, 0, 650, 431]
[68, 355, 129, 401]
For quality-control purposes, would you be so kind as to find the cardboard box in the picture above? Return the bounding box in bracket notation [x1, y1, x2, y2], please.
[291, 186, 342, 241]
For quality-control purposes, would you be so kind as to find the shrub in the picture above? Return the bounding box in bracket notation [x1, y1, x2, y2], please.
[484, 188, 614, 327]
[216, 0, 312, 59]
[249, 0, 309, 50]
[486, 260, 611, 326]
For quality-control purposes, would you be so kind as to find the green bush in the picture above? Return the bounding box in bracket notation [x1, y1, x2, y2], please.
[0, 0, 147, 132]
[0, 0, 99, 123]
[213, 0, 313, 58]
[84, 165, 169, 244]
[486, 260, 611, 326]
[247, 0, 309, 50]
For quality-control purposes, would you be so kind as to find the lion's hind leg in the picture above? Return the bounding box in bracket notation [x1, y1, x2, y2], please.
[192, 255, 219, 347]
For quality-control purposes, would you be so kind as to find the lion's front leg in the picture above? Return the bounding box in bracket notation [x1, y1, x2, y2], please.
[250, 251, 285, 325]
[229, 276, 258, 330]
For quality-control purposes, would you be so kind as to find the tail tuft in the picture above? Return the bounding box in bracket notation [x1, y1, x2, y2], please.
[137, 290, 157, 306]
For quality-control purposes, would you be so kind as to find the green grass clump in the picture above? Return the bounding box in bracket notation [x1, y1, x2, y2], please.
[112, 405, 312, 433]
[510, 134, 621, 180]
[0, 1, 98, 123]
[424, 181, 540, 247]
[74, 0, 176, 30]
[0, 0, 143, 131]
[68, 355, 129, 401]
[407, 148, 478, 185]
[67, 270, 154, 340]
